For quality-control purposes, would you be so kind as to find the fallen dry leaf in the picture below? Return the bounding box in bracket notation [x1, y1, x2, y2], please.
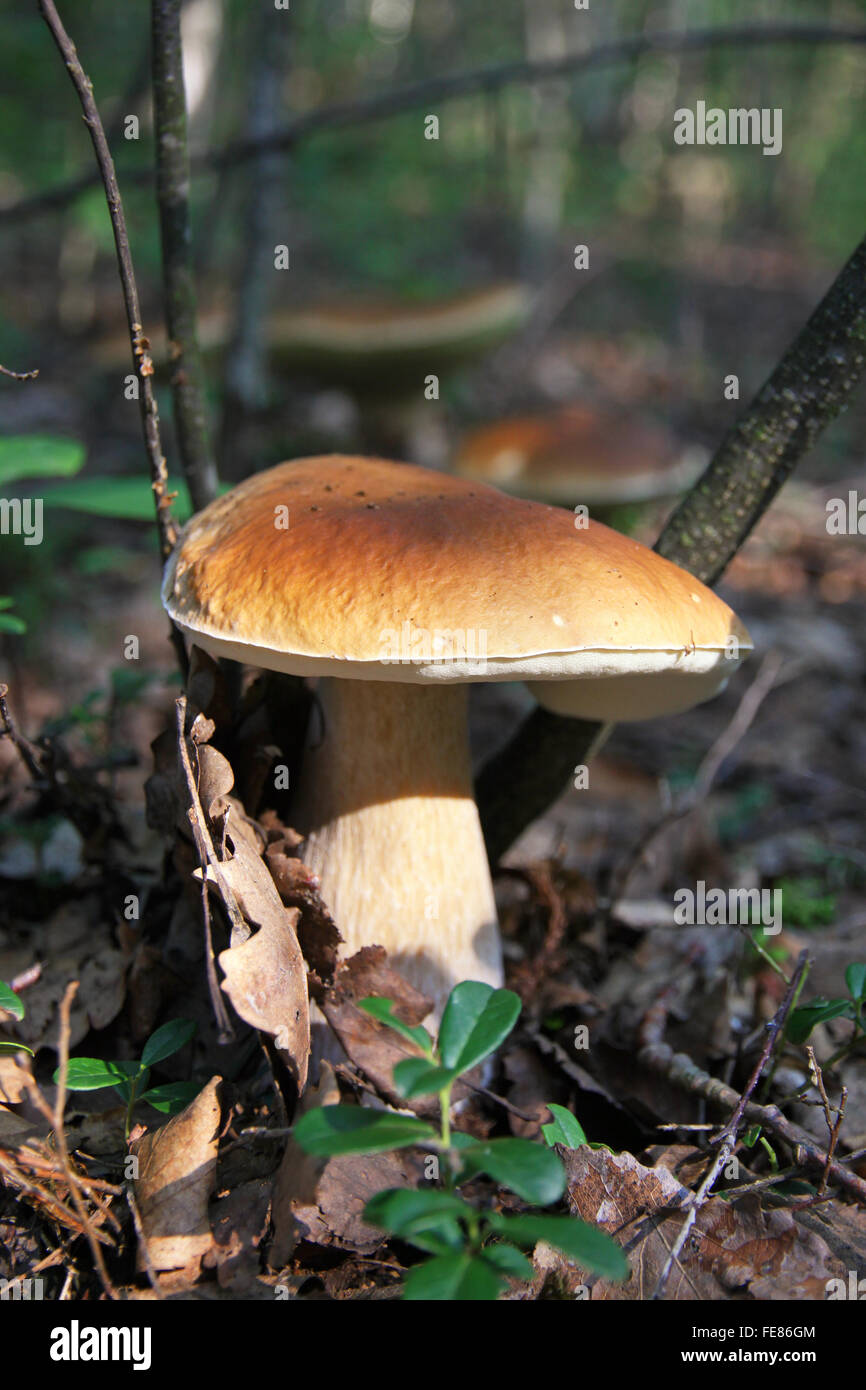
[214, 832, 310, 1091]
[132, 1075, 222, 1280]
[560, 1146, 846, 1300]
[321, 948, 436, 1112]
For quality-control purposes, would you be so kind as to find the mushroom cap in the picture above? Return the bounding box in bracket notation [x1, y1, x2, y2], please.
[268, 284, 530, 386]
[454, 405, 706, 505]
[162, 455, 752, 720]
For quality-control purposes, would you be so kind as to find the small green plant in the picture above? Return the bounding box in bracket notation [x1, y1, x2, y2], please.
[778, 875, 837, 928]
[785, 962, 866, 1057]
[294, 981, 628, 1300]
[0, 980, 33, 1055]
[55, 1019, 199, 1139]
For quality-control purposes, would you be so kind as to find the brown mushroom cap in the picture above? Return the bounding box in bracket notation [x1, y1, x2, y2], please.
[454, 405, 706, 505]
[163, 455, 751, 720]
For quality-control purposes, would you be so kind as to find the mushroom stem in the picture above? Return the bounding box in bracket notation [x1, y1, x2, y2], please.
[292, 677, 503, 1019]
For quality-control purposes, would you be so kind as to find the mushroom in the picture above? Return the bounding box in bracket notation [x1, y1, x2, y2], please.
[162, 455, 752, 1023]
[267, 283, 531, 389]
[454, 404, 706, 509]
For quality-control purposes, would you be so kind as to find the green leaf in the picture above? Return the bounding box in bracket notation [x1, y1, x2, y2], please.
[488, 1213, 628, 1281]
[458, 1138, 566, 1205]
[402, 1253, 504, 1301]
[0, 435, 85, 486]
[437, 982, 521, 1073]
[845, 963, 866, 1004]
[542, 1103, 588, 1150]
[293, 1104, 436, 1157]
[0, 1040, 34, 1056]
[479, 1242, 534, 1282]
[0, 981, 25, 1021]
[140, 1081, 202, 1115]
[40, 475, 193, 522]
[0, 611, 26, 635]
[58, 1058, 143, 1092]
[786, 998, 854, 1044]
[393, 1057, 457, 1099]
[141, 1018, 196, 1068]
[357, 997, 433, 1055]
[363, 1187, 474, 1239]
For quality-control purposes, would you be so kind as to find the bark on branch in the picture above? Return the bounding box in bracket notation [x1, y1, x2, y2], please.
[38, 0, 178, 566]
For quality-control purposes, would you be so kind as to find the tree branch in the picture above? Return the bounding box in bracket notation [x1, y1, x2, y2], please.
[38, 0, 179, 566]
[7, 24, 866, 226]
[477, 229, 866, 861]
[151, 0, 218, 512]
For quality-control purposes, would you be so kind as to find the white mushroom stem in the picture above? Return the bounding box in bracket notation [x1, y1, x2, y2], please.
[292, 677, 503, 1021]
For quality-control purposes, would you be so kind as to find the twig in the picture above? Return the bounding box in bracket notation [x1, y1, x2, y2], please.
[37, 0, 179, 569]
[639, 1039, 866, 1205]
[651, 950, 810, 1299]
[0, 682, 45, 781]
[151, 0, 218, 512]
[175, 696, 241, 1038]
[8, 23, 866, 224]
[22, 983, 121, 1297]
[805, 1046, 848, 1199]
[0, 362, 39, 381]
[478, 230, 866, 861]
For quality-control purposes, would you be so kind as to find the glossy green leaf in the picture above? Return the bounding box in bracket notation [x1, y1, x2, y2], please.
[479, 1242, 534, 1281]
[58, 1057, 143, 1092]
[488, 1213, 628, 1281]
[358, 997, 433, 1054]
[0, 1040, 34, 1056]
[458, 1138, 566, 1205]
[541, 1103, 588, 1150]
[293, 1104, 436, 1157]
[0, 611, 26, 635]
[141, 1081, 202, 1115]
[437, 982, 521, 1073]
[0, 981, 25, 1021]
[393, 1057, 457, 1099]
[0, 435, 85, 485]
[402, 1252, 504, 1301]
[845, 962, 866, 1004]
[786, 998, 854, 1044]
[364, 1187, 474, 1237]
[141, 1018, 196, 1068]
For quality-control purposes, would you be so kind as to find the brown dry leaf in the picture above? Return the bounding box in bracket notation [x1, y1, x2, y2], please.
[196, 743, 235, 819]
[2, 901, 127, 1052]
[132, 1075, 222, 1280]
[266, 841, 341, 993]
[270, 1061, 341, 1267]
[321, 948, 435, 1112]
[213, 833, 310, 1090]
[289, 1149, 427, 1255]
[207, 1178, 273, 1293]
[560, 1147, 846, 1300]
